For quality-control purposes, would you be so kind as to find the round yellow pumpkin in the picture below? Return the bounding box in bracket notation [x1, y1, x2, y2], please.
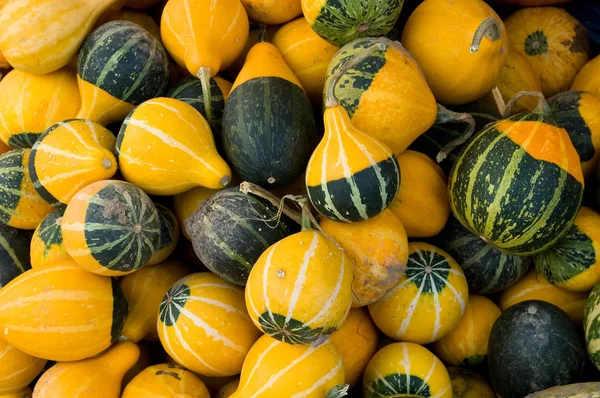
[572, 55, 600, 99]
[122, 363, 210, 398]
[0, 340, 46, 395]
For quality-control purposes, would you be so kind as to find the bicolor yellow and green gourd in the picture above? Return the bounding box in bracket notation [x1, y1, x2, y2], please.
[30, 208, 72, 268]
[572, 55, 600, 98]
[122, 363, 211, 398]
[146, 204, 179, 265]
[0, 340, 46, 395]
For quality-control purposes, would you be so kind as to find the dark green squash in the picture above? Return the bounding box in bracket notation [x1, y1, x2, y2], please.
[488, 300, 585, 398]
[146, 203, 179, 266]
[0, 224, 31, 287]
[184, 187, 294, 286]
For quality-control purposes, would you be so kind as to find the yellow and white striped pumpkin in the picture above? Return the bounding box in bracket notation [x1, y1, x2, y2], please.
[0, 340, 46, 395]
[368, 242, 469, 344]
[117, 97, 232, 195]
[245, 229, 354, 345]
[158, 272, 261, 377]
[230, 334, 345, 398]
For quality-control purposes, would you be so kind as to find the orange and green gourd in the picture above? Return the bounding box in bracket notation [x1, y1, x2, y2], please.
[572, 55, 600, 99]
[240, 0, 301, 25]
[432, 295, 501, 366]
[245, 208, 353, 344]
[320, 209, 409, 307]
[146, 204, 179, 265]
[368, 242, 469, 344]
[229, 334, 347, 398]
[401, 0, 508, 106]
[122, 363, 211, 398]
[0, 340, 46, 395]
[0, 68, 80, 149]
[0, 261, 128, 361]
[29, 119, 117, 208]
[363, 342, 452, 398]
[330, 308, 379, 387]
[306, 42, 400, 222]
[0, 149, 53, 230]
[504, 7, 590, 97]
[76, 21, 171, 126]
[272, 17, 340, 104]
[120, 259, 189, 343]
[30, 208, 72, 268]
[447, 367, 496, 398]
[0, 225, 32, 287]
[535, 206, 600, 292]
[117, 97, 232, 195]
[62, 180, 161, 276]
[173, 186, 218, 240]
[0, 0, 122, 75]
[158, 272, 261, 377]
[33, 342, 140, 398]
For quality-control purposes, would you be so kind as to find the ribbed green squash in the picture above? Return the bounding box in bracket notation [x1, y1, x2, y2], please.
[489, 300, 585, 398]
[0, 224, 31, 287]
[146, 204, 179, 266]
[30, 208, 71, 268]
[185, 188, 294, 286]
[438, 217, 530, 294]
[448, 113, 584, 256]
[584, 284, 600, 371]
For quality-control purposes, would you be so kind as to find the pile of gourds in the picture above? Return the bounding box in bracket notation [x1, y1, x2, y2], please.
[0, 0, 600, 397]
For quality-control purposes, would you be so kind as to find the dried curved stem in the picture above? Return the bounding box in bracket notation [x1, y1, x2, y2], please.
[239, 181, 302, 225]
[470, 17, 502, 54]
[435, 104, 476, 162]
[502, 91, 550, 118]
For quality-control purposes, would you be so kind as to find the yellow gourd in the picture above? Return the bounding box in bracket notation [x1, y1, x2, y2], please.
[30, 208, 72, 268]
[95, 8, 161, 40]
[447, 367, 496, 398]
[120, 259, 189, 343]
[230, 334, 345, 398]
[389, 150, 450, 238]
[401, 0, 508, 105]
[122, 364, 210, 398]
[117, 98, 231, 195]
[0, 0, 120, 74]
[330, 308, 379, 387]
[0, 51, 9, 69]
[432, 295, 501, 366]
[504, 7, 590, 97]
[0, 69, 80, 148]
[173, 186, 218, 240]
[272, 17, 339, 104]
[320, 209, 409, 307]
[0, 340, 46, 395]
[122, 343, 152, 387]
[33, 342, 139, 398]
[572, 55, 600, 99]
[240, 0, 301, 24]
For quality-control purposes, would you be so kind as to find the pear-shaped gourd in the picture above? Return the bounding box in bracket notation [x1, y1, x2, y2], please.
[76, 21, 171, 126]
[33, 342, 139, 398]
[122, 364, 210, 398]
[0, 339, 46, 395]
[117, 97, 232, 195]
[223, 42, 317, 187]
[0, 0, 121, 74]
[306, 44, 400, 222]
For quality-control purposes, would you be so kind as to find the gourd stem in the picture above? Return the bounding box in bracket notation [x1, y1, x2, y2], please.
[435, 104, 476, 162]
[239, 182, 302, 225]
[502, 91, 549, 118]
[491, 86, 506, 116]
[470, 17, 502, 53]
[197, 66, 214, 128]
[300, 201, 314, 231]
[325, 42, 388, 108]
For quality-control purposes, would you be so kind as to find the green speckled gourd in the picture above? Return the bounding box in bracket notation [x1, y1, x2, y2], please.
[0, 224, 31, 287]
[146, 204, 179, 266]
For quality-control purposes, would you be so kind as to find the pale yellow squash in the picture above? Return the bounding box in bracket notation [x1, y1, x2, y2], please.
[572, 55, 600, 99]
[0, 340, 46, 395]
[122, 363, 210, 398]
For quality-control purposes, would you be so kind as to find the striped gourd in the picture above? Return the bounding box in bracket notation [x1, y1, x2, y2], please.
[223, 42, 318, 187]
[447, 367, 495, 398]
[122, 364, 210, 398]
[185, 188, 293, 286]
[549, 91, 600, 178]
[76, 21, 171, 126]
[363, 342, 452, 398]
[0, 68, 80, 149]
[33, 342, 139, 398]
[432, 295, 501, 366]
[0, 150, 53, 230]
[585, 283, 600, 371]
[62, 180, 161, 276]
[323, 38, 437, 154]
[0, 0, 120, 74]
[0, 261, 128, 361]
[229, 334, 345, 398]
[499, 269, 587, 325]
[167, 76, 232, 138]
[174, 186, 218, 240]
[30, 208, 71, 268]
[272, 17, 340, 104]
[535, 206, 600, 292]
[448, 112, 584, 256]
[0, 340, 46, 395]
[120, 259, 189, 342]
[117, 97, 232, 195]
[146, 204, 179, 266]
[158, 273, 261, 376]
[0, 225, 31, 287]
[438, 217, 530, 294]
[29, 119, 117, 207]
[301, 0, 403, 46]
[320, 209, 409, 307]
[368, 242, 469, 344]
[245, 226, 353, 345]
